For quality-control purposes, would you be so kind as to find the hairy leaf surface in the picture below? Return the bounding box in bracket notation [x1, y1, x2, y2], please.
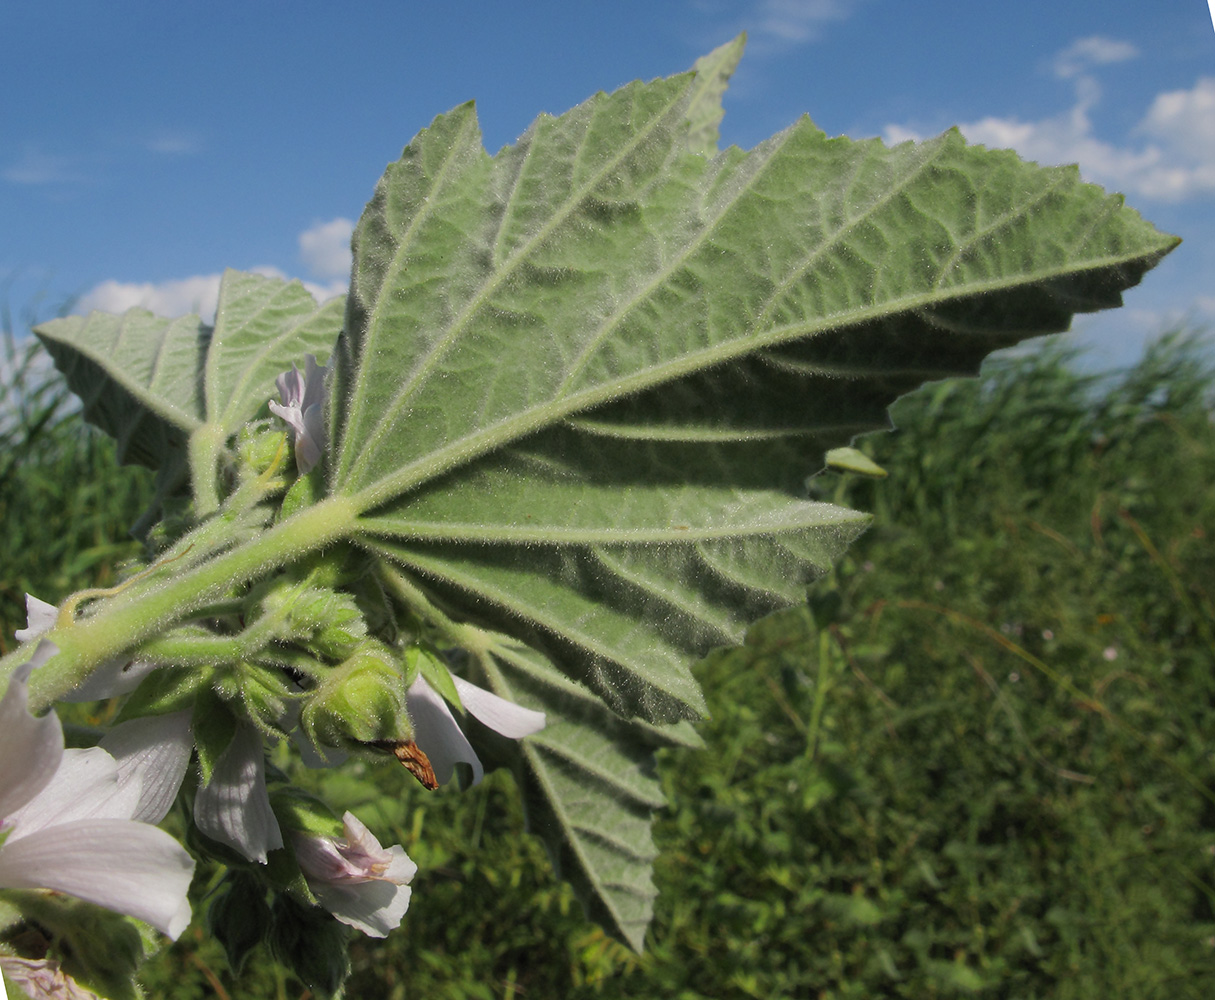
[36, 308, 206, 470]
[30, 37, 1179, 954]
[461, 635, 701, 950]
[329, 44, 1175, 944]
[337, 47, 1175, 723]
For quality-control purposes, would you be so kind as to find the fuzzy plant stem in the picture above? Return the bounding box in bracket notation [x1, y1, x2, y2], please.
[2, 495, 361, 712]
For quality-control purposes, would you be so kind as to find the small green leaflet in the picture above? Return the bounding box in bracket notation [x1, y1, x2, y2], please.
[37, 270, 344, 488]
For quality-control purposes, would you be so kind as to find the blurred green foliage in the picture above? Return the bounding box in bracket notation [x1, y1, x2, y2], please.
[4, 331, 1214, 998]
[0, 321, 152, 645]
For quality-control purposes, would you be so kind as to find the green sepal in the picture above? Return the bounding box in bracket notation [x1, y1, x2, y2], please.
[407, 643, 462, 710]
[268, 896, 352, 1000]
[205, 871, 271, 975]
[300, 642, 411, 749]
[278, 462, 325, 520]
[113, 665, 204, 723]
[825, 446, 887, 477]
[270, 785, 345, 841]
[237, 661, 303, 736]
[244, 571, 368, 660]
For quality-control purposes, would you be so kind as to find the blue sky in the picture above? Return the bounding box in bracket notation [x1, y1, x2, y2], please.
[3, 1, 1214, 367]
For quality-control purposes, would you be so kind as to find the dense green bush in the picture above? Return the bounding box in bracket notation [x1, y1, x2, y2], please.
[5, 332, 1214, 998]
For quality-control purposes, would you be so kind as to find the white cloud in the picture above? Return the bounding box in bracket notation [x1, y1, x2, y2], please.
[2, 146, 83, 185]
[145, 131, 203, 156]
[301, 278, 348, 304]
[78, 274, 226, 323]
[883, 38, 1215, 203]
[1051, 36, 1138, 79]
[77, 270, 346, 325]
[76, 218, 350, 325]
[753, 0, 858, 43]
[691, 0, 861, 52]
[1138, 77, 1215, 166]
[299, 218, 354, 281]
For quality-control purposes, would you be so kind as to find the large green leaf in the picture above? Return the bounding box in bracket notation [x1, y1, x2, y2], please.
[29, 37, 1179, 954]
[334, 90, 1175, 508]
[36, 308, 206, 471]
[328, 42, 1174, 944]
[203, 270, 345, 434]
[335, 44, 1175, 723]
[361, 431, 866, 719]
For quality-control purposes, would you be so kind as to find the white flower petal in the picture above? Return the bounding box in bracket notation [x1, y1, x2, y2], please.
[301, 355, 327, 409]
[6, 748, 142, 841]
[99, 710, 193, 824]
[294, 830, 355, 881]
[15, 594, 58, 642]
[333, 812, 418, 883]
[312, 870, 412, 938]
[275, 362, 307, 408]
[0, 659, 64, 819]
[268, 397, 307, 438]
[452, 675, 546, 739]
[193, 723, 283, 863]
[406, 676, 483, 786]
[271, 354, 329, 474]
[296, 403, 325, 470]
[0, 817, 194, 939]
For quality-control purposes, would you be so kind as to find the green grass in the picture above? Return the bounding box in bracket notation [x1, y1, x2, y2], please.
[0, 322, 153, 646]
[4, 330, 1214, 998]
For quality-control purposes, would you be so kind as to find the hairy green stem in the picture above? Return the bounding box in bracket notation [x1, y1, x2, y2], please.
[189, 425, 228, 517]
[2, 494, 361, 712]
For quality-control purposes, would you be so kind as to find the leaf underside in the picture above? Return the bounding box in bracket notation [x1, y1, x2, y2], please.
[336, 38, 1175, 945]
[31, 36, 1179, 951]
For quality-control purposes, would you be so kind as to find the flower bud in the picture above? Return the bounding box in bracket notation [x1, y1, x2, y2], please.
[301, 644, 410, 750]
[237, 419, 290, 479]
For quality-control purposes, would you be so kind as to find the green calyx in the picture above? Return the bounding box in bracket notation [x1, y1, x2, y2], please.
[301, 642, 410, 750]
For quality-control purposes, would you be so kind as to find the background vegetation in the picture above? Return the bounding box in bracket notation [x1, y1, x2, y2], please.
[3, 325, 1213, 999]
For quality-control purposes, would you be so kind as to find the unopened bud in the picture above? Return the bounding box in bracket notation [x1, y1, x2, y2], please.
[301, 644, 410, 750]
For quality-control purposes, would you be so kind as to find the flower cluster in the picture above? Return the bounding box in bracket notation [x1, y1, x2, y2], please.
[0, 356, 548, 997]
[8, 581, 546, 949]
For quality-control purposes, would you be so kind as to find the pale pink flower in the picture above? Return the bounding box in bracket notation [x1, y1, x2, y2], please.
[269, 354, 329, 473]
[293, 811, 416, 937]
